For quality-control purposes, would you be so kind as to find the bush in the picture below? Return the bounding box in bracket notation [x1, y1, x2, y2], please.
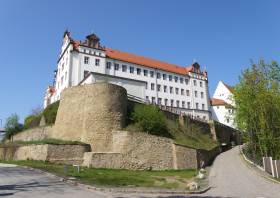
[131, 104, 170, 137]
[42, 101, 60, 125]
[24, 115, 41, 129]
[4, 114, 23, 140]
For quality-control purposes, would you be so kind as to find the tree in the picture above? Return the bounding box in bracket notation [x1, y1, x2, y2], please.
[234, 59, 280, 159]
[4, 114, 23, 141]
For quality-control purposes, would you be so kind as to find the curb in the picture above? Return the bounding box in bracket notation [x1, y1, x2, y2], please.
[15, 164, 211, 195]
[239, 147, 280, 185]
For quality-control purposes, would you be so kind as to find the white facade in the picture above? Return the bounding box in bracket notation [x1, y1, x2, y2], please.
[211, 81, 235, 128]
[44, 31, 212, 120]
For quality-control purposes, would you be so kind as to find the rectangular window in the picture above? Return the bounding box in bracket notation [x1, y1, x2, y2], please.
[201, 92, 204, 98]
[152, 97, 156, 104]
[163, 74, 167, 80]
[187, 102, 190, 108]
[202, 104, 205, 110]
[182, 101, 185, 108]
[169, 75, 172, 81]
[151, 83, 155, 90]
[181, 89, 184, 95]
[186, 90, 190, 96]
[171, 99, 174, 107]
[114, 63, 119, 70]
[144, 70, 148, 76]
[196, 103, 199, 109]
[157, 72, 161, 79]
[176, 100, 180, 107]
[145, 83, 148, 90]
[200, 81, 203, 87]
[106, 62, 111, 69]
[193, 80, 197, 86]
[185, 78, 189, 85]
[122, 65, 127, 72]
[175, 88, 179, 95]
[174, 76, 178, 82]
[164, 85, 167, 93]
[170, 86, 173, 94]
[150, 71, 154, 77]
[195, 91, 198, 97]
[130, 66, 134, 73]
[180, 77, 183, 83]
[164, 99, 168, 106]
[95, 58, 100, 66]
[84, 56, 89, 64]
[157, 84, 161, 92]
[158, 98, 162, 105]
[137, 68, 141, 75]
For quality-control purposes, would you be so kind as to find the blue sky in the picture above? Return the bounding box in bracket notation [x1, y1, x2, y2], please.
[0, 0, 280, 125]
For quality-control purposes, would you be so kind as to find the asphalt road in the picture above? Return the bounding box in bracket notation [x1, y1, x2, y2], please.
[0, 163, 109, 198]
[0, 147, 279, 198]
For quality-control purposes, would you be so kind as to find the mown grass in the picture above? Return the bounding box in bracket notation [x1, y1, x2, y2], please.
[0, 160, 196, 189]
[0, 138, 87, 146]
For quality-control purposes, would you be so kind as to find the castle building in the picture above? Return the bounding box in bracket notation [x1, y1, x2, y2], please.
[44, 31, 211, 120]
[211, 81, 235, 128]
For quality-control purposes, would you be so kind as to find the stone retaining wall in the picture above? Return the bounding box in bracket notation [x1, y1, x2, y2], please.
[12, 126, 53, 142]
[0, 144, 90, 165]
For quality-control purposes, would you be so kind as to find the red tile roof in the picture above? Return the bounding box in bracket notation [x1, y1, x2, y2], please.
[211, 98, 230, 106]
[70, 34, 207, 76]
[105, 48, 193, 75]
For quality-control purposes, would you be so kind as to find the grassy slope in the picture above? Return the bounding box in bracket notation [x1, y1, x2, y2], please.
[0, 160, 197, 189]
[125, 119, 218, 151]
[166, 120, 218, 151]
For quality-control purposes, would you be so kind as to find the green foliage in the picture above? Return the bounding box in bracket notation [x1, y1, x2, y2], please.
[131, 104, 170, 137]
[42, 101, 60, 125]
[234, 59, 280, 159]
[24, 115, 41, 129]
[0, 160, 196, 189]
[4, 114, 23, 140]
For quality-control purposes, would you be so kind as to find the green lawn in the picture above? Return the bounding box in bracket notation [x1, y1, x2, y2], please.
[0, 160, 197, 190]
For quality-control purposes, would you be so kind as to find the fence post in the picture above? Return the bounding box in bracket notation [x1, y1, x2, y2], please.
[270, 157, 275, 177]
[274, 160, 279, 178]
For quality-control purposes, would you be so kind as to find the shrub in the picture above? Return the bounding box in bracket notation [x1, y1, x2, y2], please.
[42, 101, 60, 125]
[24, 115, 41, 129]
[131, 104, 170, 137]
[4, 114, 23, 140]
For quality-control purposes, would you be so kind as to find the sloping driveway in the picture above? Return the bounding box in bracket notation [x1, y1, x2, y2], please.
[204, 146, 280, 198]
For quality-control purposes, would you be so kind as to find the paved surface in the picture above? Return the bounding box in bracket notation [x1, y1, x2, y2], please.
[204, 146, 280, 198]
[0, 164, 109, 197]
[0, 147, 279, 198]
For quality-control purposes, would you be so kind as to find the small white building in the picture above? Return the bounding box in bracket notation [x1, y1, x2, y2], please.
[211, 81, 235, 128]
[44, 30, 212, 120]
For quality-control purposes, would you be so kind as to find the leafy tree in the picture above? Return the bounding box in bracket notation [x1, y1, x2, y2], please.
[4, 114, 23, 141]
[132, 104, 170, 137]
[234, 59, 280, 159]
